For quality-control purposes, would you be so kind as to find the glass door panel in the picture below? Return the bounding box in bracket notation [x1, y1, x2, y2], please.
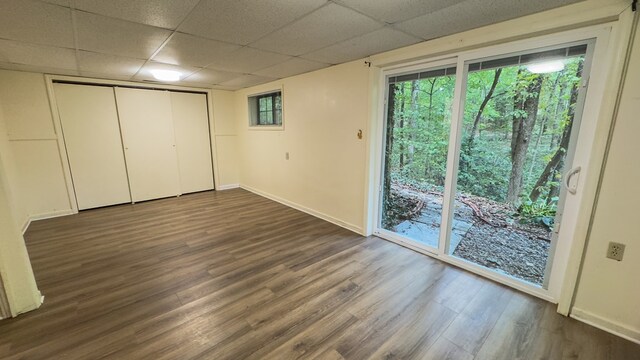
[381, 66, 457, 250]
[447, 44, 589, 286]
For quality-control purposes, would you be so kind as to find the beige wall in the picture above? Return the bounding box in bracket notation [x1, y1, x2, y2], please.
[0, 99, 42, 316]
[0, 71, 240, 228]
[235, 61, 371, 233]
[0, 71, 237, 318]
[211, 90, 239, 187]
[572, 19, 640, 341]
[0, 0, 635, 341]
[231, 0, 638, 342]
[0, 70, 72, 228]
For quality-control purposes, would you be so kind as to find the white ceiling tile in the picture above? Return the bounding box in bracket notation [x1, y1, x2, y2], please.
[152, 33, 241, 68]
[77, 71, 134, 81]
[302, 27, 422, 64]
[337, 0, 467, 24]
[133, 61, 201, 82]
[167, 81, 208, 88]
[178, 0, 328, 45]
[74, 0, 200, 29]
[75, 11, 172, 59]
[210, 84, 240, 91]
[251, 3, 383, 56]
[0, 61, 79, 76]
[253, 57, 329, 79]
[219, 74, 276, 89]
[494, 0, 583, 18]
[39, 0, 69, 6]
[395, 0, 581, 41]
[77, 51, 145, 77]
[183, 68, 242, 85]
[174, 82, 237, 91]
[207, 47, 291, 74]
[0, 39, 77, 70]
[0, 0, 74, 48]
[1, 0, 584, 82]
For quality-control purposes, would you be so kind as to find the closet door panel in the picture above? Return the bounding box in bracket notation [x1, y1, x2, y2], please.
[54, 84, 131, 210]
[171, 92, 214, 193]
[115, 88, 180, 202]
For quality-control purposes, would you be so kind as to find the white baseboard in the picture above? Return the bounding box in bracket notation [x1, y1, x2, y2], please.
[217, 183, 240, 190]
[21, 209, 75, 234]
[240, 184, 364, 235]
[571, 307, 640, 344]
[21, 218, 32, 235]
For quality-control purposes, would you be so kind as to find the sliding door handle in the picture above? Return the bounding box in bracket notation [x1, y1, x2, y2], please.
[564, 166, 581, 195]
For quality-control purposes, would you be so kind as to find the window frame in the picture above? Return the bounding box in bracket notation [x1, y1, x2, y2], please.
[248, 89, 284, 130]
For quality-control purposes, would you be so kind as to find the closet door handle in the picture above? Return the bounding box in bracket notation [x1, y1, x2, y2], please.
[564, 166, 581, 195]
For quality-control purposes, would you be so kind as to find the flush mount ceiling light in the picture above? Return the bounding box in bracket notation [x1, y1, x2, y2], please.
[526, 60, 565, 74]
[150, 69, 181, 81]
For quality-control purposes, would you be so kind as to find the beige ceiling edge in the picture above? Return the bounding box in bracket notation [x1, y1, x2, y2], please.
[370, 0, 626, 68]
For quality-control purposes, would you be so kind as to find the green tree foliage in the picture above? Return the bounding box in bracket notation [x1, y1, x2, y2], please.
[387, 76, 455, 190]
[383, 56, 584, 226]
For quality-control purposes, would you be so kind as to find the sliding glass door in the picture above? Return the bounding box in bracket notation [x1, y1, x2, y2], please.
[380, 65, 457, 252]
[378, 39, 594, 293]
[448, 44, 589, 287]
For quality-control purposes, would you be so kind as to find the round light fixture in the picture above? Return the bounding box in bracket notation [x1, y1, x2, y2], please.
[150, 69, 181, 81]
[526, 60, 565, 74]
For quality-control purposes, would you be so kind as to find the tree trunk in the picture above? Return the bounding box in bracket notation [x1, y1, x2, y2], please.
[527, 73, 560, 180]
[549, 81, 568, 150]
[398, 83, 406, 170]
[427, 78, 435, 123]
[424, 78, 436, 177]
[507, 74, 543, 205]
[529, 62, 583, 202]
[546, 159, 564, 204]
[467, 68, 502, 151]
[383, 83, 398, 216]
[407, 80, 419, 165]
[528, 123, 571, 202]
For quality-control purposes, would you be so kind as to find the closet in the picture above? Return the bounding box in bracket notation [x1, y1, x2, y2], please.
[54, 84, 131, 210]
[54, 83, 214, 210]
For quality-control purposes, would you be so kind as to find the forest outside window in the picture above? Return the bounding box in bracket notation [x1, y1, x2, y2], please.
[379, 41, 591, 288]
[248, 90, 283, 128]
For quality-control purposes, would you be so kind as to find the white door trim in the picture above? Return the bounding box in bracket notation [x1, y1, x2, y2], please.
[44, 75, 221, 215]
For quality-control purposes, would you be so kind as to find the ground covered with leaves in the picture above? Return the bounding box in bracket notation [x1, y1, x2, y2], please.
[386, 184, 552, 285]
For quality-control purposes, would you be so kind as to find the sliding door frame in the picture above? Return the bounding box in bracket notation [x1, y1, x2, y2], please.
[44, 75, 221, 214]
[372, 24, 615, 308]
[376, 57, 459, 256]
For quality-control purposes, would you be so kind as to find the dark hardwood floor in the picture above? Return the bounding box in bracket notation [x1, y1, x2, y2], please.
[1, 189, 638, 359]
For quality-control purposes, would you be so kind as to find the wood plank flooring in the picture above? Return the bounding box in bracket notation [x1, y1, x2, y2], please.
[1, 189, 638, 359]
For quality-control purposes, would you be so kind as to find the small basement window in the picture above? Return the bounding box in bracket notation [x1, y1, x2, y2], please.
[248, 90, 283, 128]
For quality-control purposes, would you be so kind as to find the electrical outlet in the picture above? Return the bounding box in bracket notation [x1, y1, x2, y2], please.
[606, 242, 625, 261]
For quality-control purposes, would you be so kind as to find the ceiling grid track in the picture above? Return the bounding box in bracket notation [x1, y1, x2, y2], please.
[0, 0, 589, 89]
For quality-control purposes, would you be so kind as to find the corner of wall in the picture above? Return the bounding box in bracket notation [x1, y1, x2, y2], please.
[0, 70, 74, 225]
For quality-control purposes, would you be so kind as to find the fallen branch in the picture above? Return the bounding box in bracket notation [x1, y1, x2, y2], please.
[459, 197, 494, 226]
[408, 199, 424, 218]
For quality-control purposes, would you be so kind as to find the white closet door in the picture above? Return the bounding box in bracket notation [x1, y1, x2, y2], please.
[54, 84, 131, 210]
[115, 88, 180, 202]
[170, 92, 214, 193]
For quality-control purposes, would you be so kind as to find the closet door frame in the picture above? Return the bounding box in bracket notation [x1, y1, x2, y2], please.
[45, 76, 220, 214]
[170, 91, 215, 194]
[54, 84, 133, 210]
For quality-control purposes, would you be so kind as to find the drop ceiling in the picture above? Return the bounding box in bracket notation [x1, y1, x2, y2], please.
[0, 0, 581, 90]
